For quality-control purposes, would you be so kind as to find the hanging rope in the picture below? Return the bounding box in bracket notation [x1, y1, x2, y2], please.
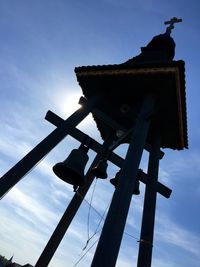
[73, 231, 141, 267]
[76, 191, 107, 221]
[77, 187, 112, 251]
[77, 190, 140, 241]
[74, 190, 141, 266]
[73, 238, 99, 267]
[85, 179, 97, 249]
[82, 196, 111, 251]
[72, 194, 111, 267]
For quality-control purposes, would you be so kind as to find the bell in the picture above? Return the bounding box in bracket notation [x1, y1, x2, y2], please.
[53, 146, 89, 187]
[110, 170, 140, 195]
[92, 159, 108, 179]
[110, 170, 120, 187]
[133, 180, 140, 195]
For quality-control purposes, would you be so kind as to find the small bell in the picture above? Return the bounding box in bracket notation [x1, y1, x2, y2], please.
[110, 171, 119, 187]
[110, 170, 140, 195]
[133, 180, 140, 195]
[53, 144, 89, 187]
[92, 159, 108, 179]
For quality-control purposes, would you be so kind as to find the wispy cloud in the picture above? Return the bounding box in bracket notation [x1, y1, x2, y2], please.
[155, 214, 200, 260]
[152, 257, 179, 267]
[0, 206, 47, 265]
[0, 183, 91, 266]
[3, 187, 59, 227]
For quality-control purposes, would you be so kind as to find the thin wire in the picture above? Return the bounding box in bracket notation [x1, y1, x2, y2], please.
[78, 190, 111, 232]
[74, 230, 140, 267]
[77, 191, 140, 242]
[83, 197, 111, 250]
[73, 229, 140, 267]
[76, 191, 104, 218]
[81, 187, 111, 251]
[82, 228, 102, 251]
[86, 179, 97, 247]
[124, 231, 140, 241]
[73, 231, 141, 267]
[73, 238, 99, 267]
[73, 199, 111, 266]
[73, 191, 141, 267]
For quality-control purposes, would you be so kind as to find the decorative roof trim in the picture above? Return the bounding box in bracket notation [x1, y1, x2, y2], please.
[175, 68, 185, 148]
[76, 66, 179, 77]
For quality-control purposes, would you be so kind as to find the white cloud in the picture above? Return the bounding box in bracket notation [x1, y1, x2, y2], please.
[155, 214, 200, 260]
[0, 184, 92, 266]
[152, 257, 179, 267]
[0, 207, 46, 265]
[4, 187, 59, 227]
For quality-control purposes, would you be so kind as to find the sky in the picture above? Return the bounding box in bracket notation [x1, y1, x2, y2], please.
[0, 0, 200, 266]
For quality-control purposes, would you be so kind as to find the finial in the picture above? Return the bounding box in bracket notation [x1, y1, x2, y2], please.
[164, 17, 182, 34]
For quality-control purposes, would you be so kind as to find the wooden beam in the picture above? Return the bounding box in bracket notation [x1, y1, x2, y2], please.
[45, 110, 172, 199]
[79, 97, 164, 159]
[0, 96, 99, 199]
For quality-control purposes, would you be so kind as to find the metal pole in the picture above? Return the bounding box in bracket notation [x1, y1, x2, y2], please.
[0, 96, 99, 198]
[91, 95, 155, 267]
[35, 137, 113, 267]
[137, 130, 161, 267]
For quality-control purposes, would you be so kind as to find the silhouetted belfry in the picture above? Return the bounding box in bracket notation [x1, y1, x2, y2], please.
[110, 170, 140, 195]
[0, 17, 188, 267]
[75, 30, 188, 150]
[92, 159, 108, 179]
[53, 143, 89, 187]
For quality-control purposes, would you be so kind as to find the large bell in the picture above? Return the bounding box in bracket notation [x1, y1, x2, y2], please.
[53, 145, 89, 187]
[110, 170, 140, 195]
[92, 159, 108, 179]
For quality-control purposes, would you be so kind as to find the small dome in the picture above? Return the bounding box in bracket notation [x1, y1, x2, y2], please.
[145, 33, 176, 60]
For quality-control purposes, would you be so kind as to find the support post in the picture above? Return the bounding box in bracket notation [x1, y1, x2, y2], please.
[35, 137, 113, 267]
[0, 96, 99, 198]
[35, 159, 97, 267]
[137, 130, 161, 267]
[91, 95, 155, 267]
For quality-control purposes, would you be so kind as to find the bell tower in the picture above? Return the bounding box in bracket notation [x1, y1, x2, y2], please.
[0, 18, 187, 267]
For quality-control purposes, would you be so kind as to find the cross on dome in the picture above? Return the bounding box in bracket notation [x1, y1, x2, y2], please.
[164, 17, 182, 34]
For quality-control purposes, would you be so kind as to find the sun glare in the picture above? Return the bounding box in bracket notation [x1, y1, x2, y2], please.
[58, 91, 81, 116]
[54, 89, 94, 128]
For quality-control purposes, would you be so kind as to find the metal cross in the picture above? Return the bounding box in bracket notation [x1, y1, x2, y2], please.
[164, 17, 182, 34]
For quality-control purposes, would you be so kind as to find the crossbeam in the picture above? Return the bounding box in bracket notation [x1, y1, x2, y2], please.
[45, 110, 171, 198]
[138, 170, 172, 198]
[0, 96, 99, 199]
[79, 97, 165, 159]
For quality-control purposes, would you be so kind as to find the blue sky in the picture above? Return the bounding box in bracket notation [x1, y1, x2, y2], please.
[0, 0, 200, 266]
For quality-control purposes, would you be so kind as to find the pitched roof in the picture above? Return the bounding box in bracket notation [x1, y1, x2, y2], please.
[75, 60, 188, 150]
